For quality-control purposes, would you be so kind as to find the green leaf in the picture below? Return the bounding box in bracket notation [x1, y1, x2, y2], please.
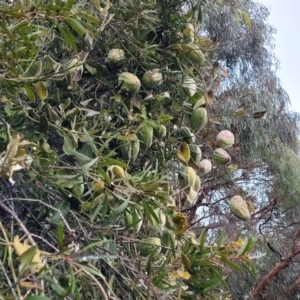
[19, 246, 38, 275]
[57, 223, 64, 251]
[187, 187, 198, 203]
[66, 0, 76, 8]
[99, 133, 118, 154]
[85, 64, 97, 75]
[146, 251, 154, 275]
[238, 237, 250, 256]
[49, 172, 83, 187]
[241, 257, 257, 279]
[100, 158, 128, 169]
[81, 157, 99, 171]
[227, 164, 238, 174]
[234, 108, 247, 117]
[38, 150, 57, 167]
[157, 114, 173, 123]
[97, 64, 109, 78]
[24, 61, 43, 77]
[33, 82, 48, 101]
[0, 20, 14, 41]
[219, 255, 242, 272]
[142, 198, 160, 223]
[72, 182, 84, 198]
[56, 23, 77, 52]
[63, 134, 76, 153]
[38, 116, 49, 135]
[50, 281, 70, 297]
[50, 203, 70, 225]
[110, 193, 131, 217]
[91, 194, 107, 221]
[198, 278, 223, 289]
[59, 98, 72, 112]
[74, 263, 106, 280]
[216, 229, 226, 250]
[84, 32, 94, 49]
[68, 267, 77, 294]
[83, 127, 98, 156]
[181, 252, 191, 270]
[242, 10, 252, 27]
[23, 84, 36, 102]
[247, 237, 257, 253]
[66, 18, 87, 37]
[63, 148, 93, 162]
[177, 142, 190, 164]
[79, 240, 108, 254]
[235, 228, 243, 241]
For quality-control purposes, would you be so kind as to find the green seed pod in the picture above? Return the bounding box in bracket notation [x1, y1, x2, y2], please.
[124, 208, 143, 234]
[189, 145, 202, 163]
[229, 195, 251, 221]
[120, 135, 140, 162]
[199, 159, 212, 175]
[137, 122, 153, 148]
[213, 148, 231, 165]
[41, 142, 51, 153]
[189, 107, 208, 133]
[216, 130, 235, 149]
[179, 127, 195, 144]
[118, 72, 141, 93]
[105, 49, 125, 67]
[153, 124, 167, 139]
[142, 69, 163, 88]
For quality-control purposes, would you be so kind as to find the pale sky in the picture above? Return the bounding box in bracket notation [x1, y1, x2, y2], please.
[259, 0, 300, 113]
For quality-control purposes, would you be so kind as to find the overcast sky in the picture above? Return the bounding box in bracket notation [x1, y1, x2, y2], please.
[259, 0, 300, 113]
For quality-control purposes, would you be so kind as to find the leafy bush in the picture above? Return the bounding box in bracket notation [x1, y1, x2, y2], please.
[0, 0, 262, 299]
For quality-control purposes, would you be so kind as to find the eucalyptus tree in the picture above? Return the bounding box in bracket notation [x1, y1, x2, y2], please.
[182, 0, 300, 237]
[195, 0, 300, 297]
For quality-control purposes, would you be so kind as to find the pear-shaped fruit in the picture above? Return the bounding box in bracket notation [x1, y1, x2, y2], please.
[179, 127, 195, 144]
[216, 130, 235, 149]
[213, 148, 231, 165]
[229, 195, 251, 221]
[189, 107, 208, 133]
[199, 159, 212, 175]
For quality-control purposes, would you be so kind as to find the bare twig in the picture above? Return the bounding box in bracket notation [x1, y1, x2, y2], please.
[1, 198, 75, 235]
[0, 202, 36, 245]
[80, 267, 109, 300]
[0, 221, 21, 299]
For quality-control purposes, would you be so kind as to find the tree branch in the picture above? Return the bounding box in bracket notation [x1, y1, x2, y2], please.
[252, 227, 300, 297]
[287, 276, 300, 295]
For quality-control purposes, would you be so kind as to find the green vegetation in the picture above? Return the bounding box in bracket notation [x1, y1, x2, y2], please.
[0, 0, 300, 299]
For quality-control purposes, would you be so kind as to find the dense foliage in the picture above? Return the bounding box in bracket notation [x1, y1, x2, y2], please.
[0, 0, 300, 299]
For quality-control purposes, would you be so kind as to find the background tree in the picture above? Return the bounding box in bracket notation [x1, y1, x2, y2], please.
[198, 0, 300, 297]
